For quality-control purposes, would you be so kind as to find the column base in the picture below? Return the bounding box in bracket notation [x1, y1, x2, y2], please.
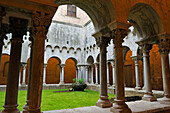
[134, 86, 142, 90]
[95, 83, 98, 85]
[2, 105, 20, 113]
[112, 85, 115, 88]
[28, 107, 41, 113]
[96, 96, 112, 108]
[158, 97, 170, 104]
[110, 99, 132, 113]
[142, 86, 145, 90]
[59, 82, 64, 85]
[23, 100, 29, 113]
[107, 84, 111, 87]
[142, 93, 157, 101]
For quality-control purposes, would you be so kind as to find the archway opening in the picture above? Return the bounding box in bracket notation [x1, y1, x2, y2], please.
[46, 57, 61, 84]
[0, 54, 9, 85]
[64, 58, 77, 83]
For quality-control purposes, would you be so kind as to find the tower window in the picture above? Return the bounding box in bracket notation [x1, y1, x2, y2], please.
[67, 5, 77, 17]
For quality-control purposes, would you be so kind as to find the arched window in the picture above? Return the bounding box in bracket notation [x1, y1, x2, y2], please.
[67, 5, 77, 17]
[3, 61, 9, 77]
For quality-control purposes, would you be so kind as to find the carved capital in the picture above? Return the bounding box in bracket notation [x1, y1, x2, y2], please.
[141, 44, 152, 55]
[32, 11, 52, 39]
[95, 36, 111, 48]
[9, 17, 28, 38]
[110, 28, 128, 48]
[159, 34, 170, 53]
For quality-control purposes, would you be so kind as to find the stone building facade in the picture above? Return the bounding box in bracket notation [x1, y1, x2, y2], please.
[0, 5, 166, 90]
[0, 1, 169, 113]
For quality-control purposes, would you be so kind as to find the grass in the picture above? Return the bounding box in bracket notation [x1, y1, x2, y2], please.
[0, 89, 115, 111]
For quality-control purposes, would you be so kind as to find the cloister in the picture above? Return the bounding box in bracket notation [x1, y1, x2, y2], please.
[0, 0, 169, 113]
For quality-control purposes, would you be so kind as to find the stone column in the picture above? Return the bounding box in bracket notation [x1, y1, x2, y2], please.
[107, 62, 110, 86]
[76, 66, 78, 80]
[159, 35, 170, 103]
[85, 66, 89, 84]
[22, 63, 27, 85]
[59, 64, 65, 84]
[142, 44, 157, 101]
[95, 36, 112, 108]
[132, 56, 141, 90]
[23, 33, 34, 113]
[91, 65, 94, 84]
[110, 28, 131, 113]
[111, 60, 115, 87]
[78, 66, 81, 79]
[19, 66, 22, 85]
[2, 17, 28, 113]
[94, 63, 99, 85]
[28, 11, 52, 113]
[43, 64, 47, 84]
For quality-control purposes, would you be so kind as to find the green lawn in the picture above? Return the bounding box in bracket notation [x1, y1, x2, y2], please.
[0, 89, 115, 111]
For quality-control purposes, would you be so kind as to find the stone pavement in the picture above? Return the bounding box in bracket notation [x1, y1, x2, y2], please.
[43, 100, 170, 113]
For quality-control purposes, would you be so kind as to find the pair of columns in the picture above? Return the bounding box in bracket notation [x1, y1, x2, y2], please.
[86, 65, 94, 84]
[43, 63, 65, 85]
[19, 63, 27, 85]
[94, 28, 132, 112]
[2, 11, 53, 113]
[106, 61, 116, 87]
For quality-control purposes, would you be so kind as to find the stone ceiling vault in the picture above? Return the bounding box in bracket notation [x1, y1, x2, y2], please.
[55, 0, 116, 32]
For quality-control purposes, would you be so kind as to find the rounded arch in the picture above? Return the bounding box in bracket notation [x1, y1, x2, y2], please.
[46, 57, 61, 84]
[128, 3, 163, 38]
[67, 57, 78, 65]
[0, 54, 10, 85]
[123, 46, 130, 61]
[64, 58, 77, 83]
[50, 56, 61, 64]
[55, 1, 116, 31]
[87, 55, 94, 64]
[96, 53, 100, 63]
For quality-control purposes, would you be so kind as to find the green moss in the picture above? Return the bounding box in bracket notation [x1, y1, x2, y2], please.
[0, 89, 115, 112]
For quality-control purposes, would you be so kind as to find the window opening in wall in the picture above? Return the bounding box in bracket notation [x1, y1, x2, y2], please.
[67, 5, 77, 17]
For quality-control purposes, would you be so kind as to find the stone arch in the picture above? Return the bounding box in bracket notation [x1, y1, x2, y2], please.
[124, 49, 135, 88]
[87, 55, 94, 64]
[96, 54, 100, 63]
[46, 57, 61, 84]
[0, 54, 10, 85]
[123, 46, 130, 61]
[55, 0, 116, 31]
[64, 58, 77, 83]
[128, 3, 163, 39]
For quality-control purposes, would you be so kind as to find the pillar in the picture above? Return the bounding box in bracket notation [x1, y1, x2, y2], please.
[142, 44, 157, 101]
[111, 60, 115, 87]
[132, 56, 141, 90]
[95, 36, 112, 108]
[78, 66, 81, 79]
[159, 35, 170, 103]
[94, 63, 99, 85]
[107, 62, 110, 86]
[22, 63, 27, 85]
[28, 11, 52, 113]
[85, 66, 89, 84]
[43, 64, 47, 84]
[110, 28, 131, 113]
[59, 64, 65, 84]
[91, 65, 94, 84]
[2, 17, 28, 113]
[23, 32, 34, 113]
[76, 66, 78, 80]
